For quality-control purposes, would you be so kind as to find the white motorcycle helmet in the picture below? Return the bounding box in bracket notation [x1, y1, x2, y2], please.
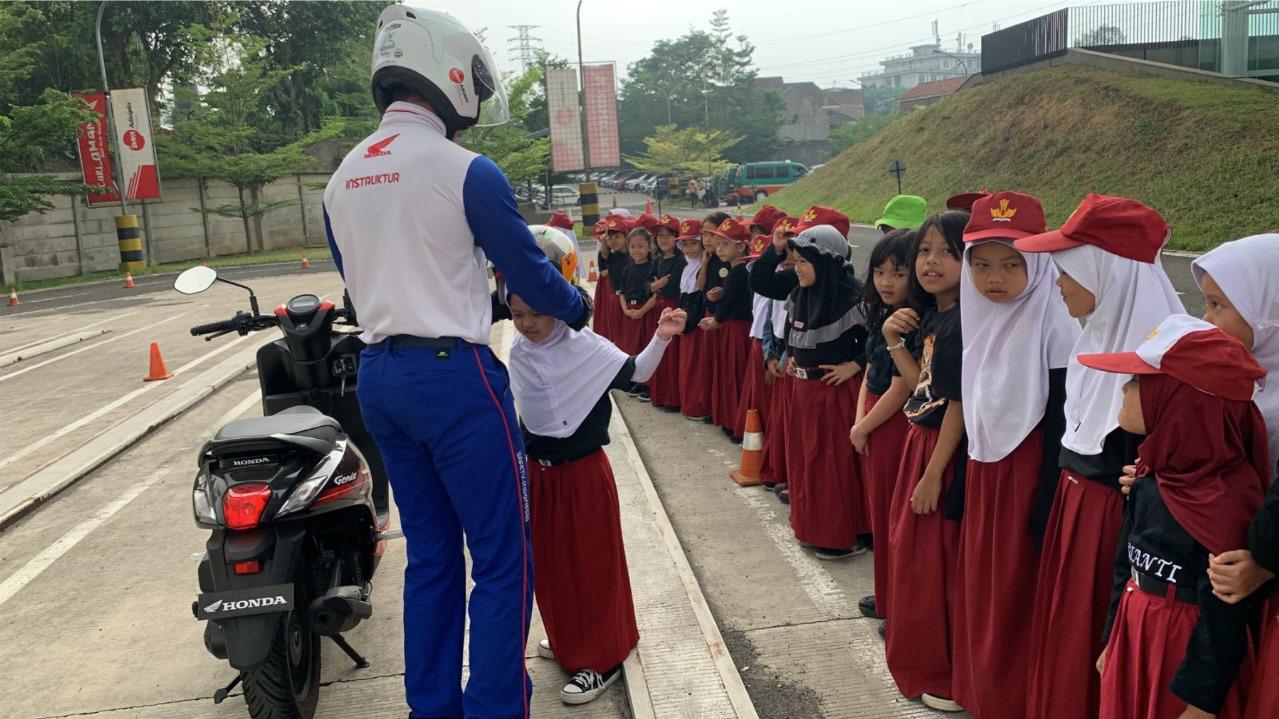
[371, 5, 510, 137]
[528, 225, 580, 285]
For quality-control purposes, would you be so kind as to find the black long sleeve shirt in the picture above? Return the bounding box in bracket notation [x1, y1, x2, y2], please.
[1250, 482, 1279, 576]
[652, 253, 685, 300]
[1102, 477, 1258, 714]
[605, 253, 631, 290]
[748, 245, 799, 301]
[619, 260, 655, 303]
[703, 255, 729, 313]
[522, 359, 636, 463]
[1029, 368, 1068, 546]
[1059, 428, 1144, 492]
[714, 264, 753, 323]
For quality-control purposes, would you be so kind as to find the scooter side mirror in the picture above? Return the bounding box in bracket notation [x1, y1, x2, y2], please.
[174, 265, 218, 295]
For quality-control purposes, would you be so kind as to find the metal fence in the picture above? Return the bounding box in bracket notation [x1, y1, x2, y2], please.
[981, 1, 1279, 79]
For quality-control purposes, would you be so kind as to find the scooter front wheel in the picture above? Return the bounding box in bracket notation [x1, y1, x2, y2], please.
[241, 602, 321, 718]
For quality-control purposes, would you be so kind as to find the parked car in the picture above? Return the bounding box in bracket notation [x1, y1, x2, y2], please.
[548, 185, 581, 207]
[624, 173, 655, 192]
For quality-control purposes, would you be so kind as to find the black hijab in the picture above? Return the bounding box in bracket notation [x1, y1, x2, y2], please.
[787, 225, 862, 349]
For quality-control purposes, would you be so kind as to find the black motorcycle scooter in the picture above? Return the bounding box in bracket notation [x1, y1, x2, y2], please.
[175, 266, 398, 719]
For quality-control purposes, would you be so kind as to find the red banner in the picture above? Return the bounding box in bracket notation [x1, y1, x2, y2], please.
[582, 64, 620, 168]
[70, 92, 120, 206]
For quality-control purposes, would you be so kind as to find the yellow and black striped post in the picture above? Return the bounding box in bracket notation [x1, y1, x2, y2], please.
[578, 182, 599, 237]
[115, 214, 145, 273]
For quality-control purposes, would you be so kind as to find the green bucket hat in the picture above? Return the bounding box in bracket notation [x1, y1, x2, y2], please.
[875, 194, 928, 231]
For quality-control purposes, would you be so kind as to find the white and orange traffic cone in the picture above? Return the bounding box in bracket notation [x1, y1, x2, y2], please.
[729, 409, 764, 486]
[301, 256, 311, 270]
[7, 287, 21, 307]
[123, 271, 137, 289]
[645, 198, 654, 215]
[587, 260, 598, 282]
[143, 342, 173, 381]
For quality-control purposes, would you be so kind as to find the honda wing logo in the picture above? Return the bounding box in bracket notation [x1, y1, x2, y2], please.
[364, 133, 400, 159]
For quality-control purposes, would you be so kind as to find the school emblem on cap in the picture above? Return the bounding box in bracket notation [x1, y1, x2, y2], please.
[719, 219, 734, 232]
[991, 198, 1018, 222]
[802, 209, 818, 222]
[681, 221, 694, 234]
[1147, 327, 1160, 340]
[661, 215, 676, 224]
[776, 219, 792, 233]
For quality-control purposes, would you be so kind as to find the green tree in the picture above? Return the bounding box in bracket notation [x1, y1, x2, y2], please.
[159, 46, 340, 254]
[829, 109, 905, 153]
[459, 63, 553, 186]
[625, 124, 741, 178]
[861, 85, 906, 116]
[1076, 24, 1127, 48]
[618, 12, 783, 164]
[0, 89, 98, 224]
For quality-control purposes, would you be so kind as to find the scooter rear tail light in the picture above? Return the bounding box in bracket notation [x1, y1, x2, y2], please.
[223, 483, 272, 530]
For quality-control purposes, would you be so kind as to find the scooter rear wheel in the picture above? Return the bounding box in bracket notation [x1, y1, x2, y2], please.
[242, 603, 321, 718]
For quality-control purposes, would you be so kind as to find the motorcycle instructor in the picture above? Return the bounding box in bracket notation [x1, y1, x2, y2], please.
[322, 6, 588, 719]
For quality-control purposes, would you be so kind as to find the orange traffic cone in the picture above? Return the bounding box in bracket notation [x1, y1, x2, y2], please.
[301, 256, 311, 270]
[143, 342, 173, 381]
[644, 198, 654, 215]
[729, 409, 764, 486]
[7, 287, 21, 307]
[587, 260, 598, 282]
[611, 195, 618, 209]
[123, 271, 137, 289]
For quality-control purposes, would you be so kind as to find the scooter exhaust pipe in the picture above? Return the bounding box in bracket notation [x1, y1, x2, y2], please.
[307, 586, 371, 636]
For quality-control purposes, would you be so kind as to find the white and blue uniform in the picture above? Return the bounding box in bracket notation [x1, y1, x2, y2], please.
[323, 102, 585, 719]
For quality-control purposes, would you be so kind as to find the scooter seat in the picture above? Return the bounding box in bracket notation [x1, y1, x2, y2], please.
[211, 406, 342, 454]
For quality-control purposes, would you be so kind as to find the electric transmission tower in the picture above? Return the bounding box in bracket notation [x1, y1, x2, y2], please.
[507, 25, 543, 73]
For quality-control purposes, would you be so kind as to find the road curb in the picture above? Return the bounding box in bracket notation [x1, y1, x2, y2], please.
[0, 340, 263, 530]
[0, 329, 109, 367]
[12, 257, 335, 298]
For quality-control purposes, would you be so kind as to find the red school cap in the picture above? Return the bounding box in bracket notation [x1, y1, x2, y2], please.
[707, 217, 752, 245]
[962, 191, 1047, 243]
[946, 190, 990, 212]
[1013, 193, 1170, 263]
[750, 205, 786, 233]
[656, 214, 682, 234]
[793, 205, 850, 238]
[602, 215, 632, 234]
[592, 220, 608, 238]
[675, 218, 704, 242]
[547, 211, 574, 231]
[1077, 314, 1266, 402]
[634, 213, 660, 235]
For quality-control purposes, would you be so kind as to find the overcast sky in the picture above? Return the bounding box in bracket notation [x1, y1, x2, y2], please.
[428, 0, 1076, 87]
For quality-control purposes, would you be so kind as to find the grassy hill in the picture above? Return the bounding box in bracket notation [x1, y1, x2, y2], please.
[765, 65, 1279, 251]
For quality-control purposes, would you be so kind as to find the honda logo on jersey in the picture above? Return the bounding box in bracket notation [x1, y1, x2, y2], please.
[364, 133, 400, 159]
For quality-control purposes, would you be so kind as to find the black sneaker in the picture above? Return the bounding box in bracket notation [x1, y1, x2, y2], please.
[637, 389, 650, 402]
[813, 547, 855, 561]
[878, 620, 886, 640]
[626, 385, 643, 397]
[850, 539, 871, 557]
[858, 595, 883, 620]
[560, 664, 623, 705]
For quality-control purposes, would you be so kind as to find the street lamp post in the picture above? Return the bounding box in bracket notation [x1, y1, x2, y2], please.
[575, 0, 591, 182]
[95, 0, 146, 274]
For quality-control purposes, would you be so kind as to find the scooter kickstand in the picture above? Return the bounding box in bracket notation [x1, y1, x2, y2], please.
[213, 673, 243, 704]
[329, 634, 370, 669]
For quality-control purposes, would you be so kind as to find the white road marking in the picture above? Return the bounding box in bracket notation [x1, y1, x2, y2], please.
[734, 485, 849, 616]
[5, 293, 143, 317]
[0, 311, 187, 383]
[0, 309, 137, 356]
[0, 331, 251, 473]
[0, 468, 171, 609]
[21, 291, 93, 304]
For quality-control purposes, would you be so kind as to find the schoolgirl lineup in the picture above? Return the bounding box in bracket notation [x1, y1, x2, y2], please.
[513, 196, 1279, 718]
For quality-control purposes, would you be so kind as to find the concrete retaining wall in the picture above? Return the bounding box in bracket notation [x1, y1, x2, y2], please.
[0, 173, 332, 283]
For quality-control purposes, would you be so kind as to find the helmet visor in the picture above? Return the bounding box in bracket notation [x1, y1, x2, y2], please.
[473, 44, 510, 127]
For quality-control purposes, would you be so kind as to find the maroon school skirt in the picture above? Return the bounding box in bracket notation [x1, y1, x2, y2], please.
[760, 373, 791, 485]
[592, 275, 615, 341]
[678, 317, 714, 419]
[1026, 471, 1126, 719]
[1246, 594, 1279, 719]
[733, 339, 771, 441]
[952, 430, 1045, 719]
[884, 422, 959, 700]
[616, 301, 658, 358]
[710, 320, 752, 435]
[530, 449, 639, 674]
[648, 297, 681, 408]
[1100, 580, 1245, 719]
[859, 391, 910, 617]
[789, 376, 868, 549]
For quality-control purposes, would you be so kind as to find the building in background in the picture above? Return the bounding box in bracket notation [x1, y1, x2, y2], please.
[755, 80, 869, 166]
[896, 76, 969, 111]
[858, 43, 981, 89]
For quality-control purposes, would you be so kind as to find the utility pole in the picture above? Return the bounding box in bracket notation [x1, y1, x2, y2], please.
[506, 24, 542, 73]
[95, 0, 146, 273]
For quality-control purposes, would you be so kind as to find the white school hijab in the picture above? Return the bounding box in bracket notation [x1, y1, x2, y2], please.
[508, 322, 628, 438]
[961, 241, 1082, 462]
[678, 252, 703, 293]
[1053, 244, 1184, 455]
[1192, 233, 1279, 470]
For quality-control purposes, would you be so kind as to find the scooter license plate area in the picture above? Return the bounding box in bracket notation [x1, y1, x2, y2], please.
[196, 583, 295, 621]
